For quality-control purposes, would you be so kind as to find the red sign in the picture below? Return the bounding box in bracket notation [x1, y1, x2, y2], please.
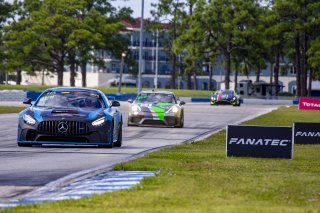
[299, 97, 320, 111]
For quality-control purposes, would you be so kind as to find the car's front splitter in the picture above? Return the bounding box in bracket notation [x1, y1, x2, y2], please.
[17, 140, 114, 146]
[128, 112, 179, 126]
[210, 100, 237, 105]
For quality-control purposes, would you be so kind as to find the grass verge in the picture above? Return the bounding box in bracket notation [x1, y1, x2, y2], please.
[2, 106, 320, 212]
[0, 106, 26, 114]
[0, 85, 212, 97]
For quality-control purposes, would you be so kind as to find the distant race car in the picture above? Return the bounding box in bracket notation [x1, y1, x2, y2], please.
[128, 90, 185, 127]
[210, 89, 241, 106]
[18, 87, 122, 148]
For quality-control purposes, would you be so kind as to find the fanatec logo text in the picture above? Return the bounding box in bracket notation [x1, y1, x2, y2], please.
[295, 131, 320, 137]
[229, 138, 290, 146]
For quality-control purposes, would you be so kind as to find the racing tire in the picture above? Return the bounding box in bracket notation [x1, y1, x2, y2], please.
[114, 122, 122, 147]
[127, 117, 133, 126]
[232, 102, 241, 107]
[17, 142, 32, 147]
[175, 113, 184, 128]
[99, 121, 114, 148]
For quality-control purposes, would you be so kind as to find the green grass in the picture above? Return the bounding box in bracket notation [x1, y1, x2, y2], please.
[0, 106, 26, 114]
[2, 106, 320, 212]
[0, 85, 53, 91]
[243, 106, 320, 125]
[0, 85, 212, 97]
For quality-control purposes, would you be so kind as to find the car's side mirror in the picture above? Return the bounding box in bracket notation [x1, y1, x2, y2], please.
[128, 99, 133, 103]
[111, 100, 120, 107]
[23, 98, 32, 105]
[179, 101, 186, 105]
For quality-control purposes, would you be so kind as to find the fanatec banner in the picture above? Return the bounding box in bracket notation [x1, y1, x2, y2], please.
[227, 125, 293, 159]
[294, 123, 320, 144]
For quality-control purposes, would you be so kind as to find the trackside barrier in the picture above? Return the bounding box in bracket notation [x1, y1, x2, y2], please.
[26, 91, 137, 102]
[293, 100, 299, 105]
[191, 97, 298, 105]
[191, 98, 211, 102]
[105, 93, 137, 101]
[192, 98, 244, 104]
[26, 91, 42, 101]
[23, 91, 299, 104]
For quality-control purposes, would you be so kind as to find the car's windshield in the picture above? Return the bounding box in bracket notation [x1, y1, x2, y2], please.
[220, 90, 234, 96]
[136, 93, 176, 104]
[36, 91, 105, 109]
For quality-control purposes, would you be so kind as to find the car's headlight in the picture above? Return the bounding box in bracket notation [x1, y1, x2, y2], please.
[131, 105, 141, 112]
[92, 117, 105, 126]
[23, 114, 36, 125]
[168, 106, 179, 113]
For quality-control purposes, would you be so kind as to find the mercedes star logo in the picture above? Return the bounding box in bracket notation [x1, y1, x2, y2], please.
[58, 122, 68, 133]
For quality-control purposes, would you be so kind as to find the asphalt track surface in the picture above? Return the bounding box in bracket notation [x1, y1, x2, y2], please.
[0, 102, 278, 199]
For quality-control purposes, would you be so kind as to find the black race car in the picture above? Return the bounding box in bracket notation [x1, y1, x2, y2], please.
[128, 90, 185, 127]
[18, 87, 122, 148]
[210, 89, 241, 106]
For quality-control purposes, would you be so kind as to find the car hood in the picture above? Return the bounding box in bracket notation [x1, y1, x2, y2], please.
[30, 107, 104, 121]
[135, 102, 174, 113]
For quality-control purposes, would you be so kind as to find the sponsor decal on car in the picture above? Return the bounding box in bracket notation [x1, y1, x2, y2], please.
[136, 102, 173, 121]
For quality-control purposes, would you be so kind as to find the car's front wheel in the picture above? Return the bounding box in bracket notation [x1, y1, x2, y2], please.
[99, 121, 114, 148]
[114, 122, 122, 147]
[127, 117, 133, 126]
[175, 113, 184, 128]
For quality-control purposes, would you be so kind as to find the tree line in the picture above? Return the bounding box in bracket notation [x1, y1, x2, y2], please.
[0, 0, 319, 97]
[152, 0, 320, 96]
[0, 0, 133, 87]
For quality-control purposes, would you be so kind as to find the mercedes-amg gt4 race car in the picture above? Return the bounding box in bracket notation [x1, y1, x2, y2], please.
[128, 91, 185, 127]
[210, 89, 241, 106]
[18, 87, 122, 148]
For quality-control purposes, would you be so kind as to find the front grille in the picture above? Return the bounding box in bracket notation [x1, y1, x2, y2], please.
[165, 117, 176, 126]
[36, 136, 88, 142]
[142, 120, 165, 126]
[38, 121, 88, 135]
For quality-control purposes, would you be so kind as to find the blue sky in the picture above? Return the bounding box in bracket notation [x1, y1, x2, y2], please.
[4, 0, 158, 18]
[111, 0, 158, 18]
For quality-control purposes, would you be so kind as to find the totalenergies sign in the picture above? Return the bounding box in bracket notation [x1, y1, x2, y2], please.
[299, 97, 320, 111]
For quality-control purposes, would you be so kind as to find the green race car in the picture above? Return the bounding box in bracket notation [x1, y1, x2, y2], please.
[128, 91, 185, 127]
